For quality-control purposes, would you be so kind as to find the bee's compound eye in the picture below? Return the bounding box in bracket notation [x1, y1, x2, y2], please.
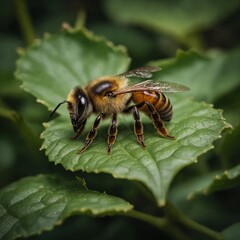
[70, 87, 89, 125]
[77, 95, 87, 117]
[80, 96, 86, 105]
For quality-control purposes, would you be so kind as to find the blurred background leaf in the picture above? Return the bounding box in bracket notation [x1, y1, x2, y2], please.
[1, 0, 240, 239]
[150, 49, 240, 127]
[103, 0, 240, 48]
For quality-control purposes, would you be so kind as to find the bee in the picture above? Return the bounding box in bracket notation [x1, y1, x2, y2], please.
[50, 66, 189, 154]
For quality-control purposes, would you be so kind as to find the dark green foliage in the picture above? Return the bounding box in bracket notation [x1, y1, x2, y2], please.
[1, 1, 240, 239]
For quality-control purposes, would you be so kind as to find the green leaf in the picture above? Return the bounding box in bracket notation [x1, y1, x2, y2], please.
[169, 171, 220, 203]
[173, 155, 240, 199]
[0, 174, 133, 240]
[222, 223, 240, 240]
[150, 49, 240, 103]
[205, 165, 240, 192]
[16, 28, 130, 116]
[220, 125, 240, 163]
[0, 35, 22, 71]
[151, 49, 240, 127]
[103, 0, 240, 40]
[41, 95, 229, 206]
[190, 165, 240, 197]
[0, 71, 23, 97]
[16, 28, 230, 206]
[0, 138, 15, 173]
[89, 23, 153, 61]
[0, 104, 40, 153]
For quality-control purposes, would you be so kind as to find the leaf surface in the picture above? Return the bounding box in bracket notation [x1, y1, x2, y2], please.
[150, 49, 240, 103]
[41, 95, 229, 205]
[16, 28, 230, 206]
[103, 0, 240, 39]
[223, 223, 240, 240]
[0, 174, 132, 240]
[189, 164, 240, 198]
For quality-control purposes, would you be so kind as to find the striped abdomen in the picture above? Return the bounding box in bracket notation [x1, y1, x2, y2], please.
[132, 91, 173, 121]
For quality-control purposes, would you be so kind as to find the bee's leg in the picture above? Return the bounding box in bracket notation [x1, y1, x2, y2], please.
[123, 102, 144, 113]
[107, 113, 118, 154]
[132, 106, 146, 148]
[145, 102, 175, 139]
[123, 103, 146, 148]
[78, 114, 103, 153]
[70, 119, 87, 140]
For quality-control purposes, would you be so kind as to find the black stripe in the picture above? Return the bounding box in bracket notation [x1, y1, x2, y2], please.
[92, 81, 113, 95]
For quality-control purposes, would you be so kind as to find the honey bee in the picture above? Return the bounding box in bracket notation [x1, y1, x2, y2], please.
[50, 66, 189, 154]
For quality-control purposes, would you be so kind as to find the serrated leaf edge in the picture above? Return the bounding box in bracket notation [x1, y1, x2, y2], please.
[14, 27, 131, 111]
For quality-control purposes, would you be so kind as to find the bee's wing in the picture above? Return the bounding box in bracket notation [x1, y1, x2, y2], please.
[119, 66, 161, 79]
[145, 80, 190, 92]
[111, 80, 190, 96]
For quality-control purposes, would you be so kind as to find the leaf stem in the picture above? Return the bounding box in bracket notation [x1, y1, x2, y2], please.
[124, 210, 190, 240]
[165, 201, 224, 240]
[14, 0, 35, 45]
[74, 9, 86, 30]
[123, 202, 223, 240]
[0, 103, 42, 159]
[180, 32, 205, 50]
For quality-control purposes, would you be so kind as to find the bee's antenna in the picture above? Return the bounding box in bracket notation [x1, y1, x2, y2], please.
[49, 100, 69, 118]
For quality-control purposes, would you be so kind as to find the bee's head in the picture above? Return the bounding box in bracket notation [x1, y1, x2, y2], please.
[50, 87, 89, 132]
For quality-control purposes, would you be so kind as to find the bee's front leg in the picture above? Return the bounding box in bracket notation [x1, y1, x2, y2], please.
[78, 114, 103, 153]
[70, 119, 87, 140]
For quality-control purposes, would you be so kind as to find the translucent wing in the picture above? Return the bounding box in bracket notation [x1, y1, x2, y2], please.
[111, 80, 190, 96]
[119, 66, 161, 79]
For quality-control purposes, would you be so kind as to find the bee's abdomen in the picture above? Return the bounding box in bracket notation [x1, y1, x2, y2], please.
[132, 91, 173, 121]
[156, 93, 173, 121]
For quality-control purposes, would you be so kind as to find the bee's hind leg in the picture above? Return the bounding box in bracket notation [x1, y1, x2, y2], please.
[145, 101, 175, 140]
